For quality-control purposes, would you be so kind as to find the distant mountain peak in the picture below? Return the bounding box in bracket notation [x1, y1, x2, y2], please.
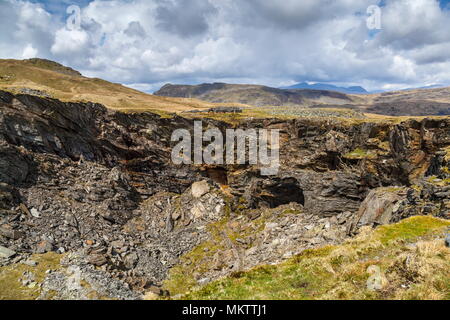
[281, 82, 368, 94]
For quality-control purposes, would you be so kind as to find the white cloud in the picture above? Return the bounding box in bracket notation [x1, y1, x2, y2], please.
[0, 0, 58, 59]
[21, 44, 38, 58]
[376, 0, 450, 50]
[51, 29, 90, 55]
[124, 82, 166, 93]
[1, 0, 450, 92]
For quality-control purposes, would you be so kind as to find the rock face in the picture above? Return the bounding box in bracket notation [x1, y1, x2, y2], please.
[349, 187, 408, 231]
[0, 89, 448, 299]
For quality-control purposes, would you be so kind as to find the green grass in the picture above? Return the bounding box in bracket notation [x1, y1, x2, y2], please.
[163, 205, 303, 296]
[377, 216, 449, 244]
[428, 176, 450, 187]
[0, 252, 63, 300]
[343, 148, 377, 160]
[179, 216, 450, 300]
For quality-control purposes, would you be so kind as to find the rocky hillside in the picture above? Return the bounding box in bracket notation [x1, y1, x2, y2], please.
[155, 83, 450, 116]
[0, 90, 449, 300]
[184, 216, 450, 300]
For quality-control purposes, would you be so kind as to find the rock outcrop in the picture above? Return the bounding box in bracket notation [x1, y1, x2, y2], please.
[0, 90, 448, 299]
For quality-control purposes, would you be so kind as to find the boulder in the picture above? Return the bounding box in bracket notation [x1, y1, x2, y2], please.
[88, 253, 108, 267]
[191, 181, 210, 198]
[0, 245, 16, 259]
[123, 252, 139, 270]
[30, 208, 41, 218]
[190, 202, 207, 219]
[366, 265, 388, 291]
[349, 187, 407, 232]
[34, 240, 54, 254]
[0, 226, 25, 240]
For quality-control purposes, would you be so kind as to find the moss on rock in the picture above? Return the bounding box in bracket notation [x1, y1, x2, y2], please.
[0, 253, 63, 300]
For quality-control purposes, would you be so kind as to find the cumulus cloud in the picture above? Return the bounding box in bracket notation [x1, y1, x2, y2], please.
[233, 0, 371, 30]
[21, 44, 38, 58]
[155, 0, 216, 37]
[51, 29, 90, 55]
[1, 0, 450, 91]
[375, 0, 450, 50]
[0, 0, 58, 59]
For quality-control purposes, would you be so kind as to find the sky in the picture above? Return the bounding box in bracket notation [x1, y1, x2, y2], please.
[1, 0, 450, 92]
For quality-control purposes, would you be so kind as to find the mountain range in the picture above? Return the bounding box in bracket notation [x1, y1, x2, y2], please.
[280, 82, 368, 94]
[1, 58, 449, 117]
[155, 82, 356, 108]
[155, 82, 450, 116]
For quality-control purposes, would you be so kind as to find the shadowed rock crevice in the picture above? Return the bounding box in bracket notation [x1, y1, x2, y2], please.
[250, 178, 305, 209]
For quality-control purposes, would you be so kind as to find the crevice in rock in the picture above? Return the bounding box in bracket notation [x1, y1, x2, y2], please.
[254, 177, 305, 208]
[204, 166, 228, 185]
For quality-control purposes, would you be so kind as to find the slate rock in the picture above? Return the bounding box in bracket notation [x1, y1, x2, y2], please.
[0, 245, 16, 259]
[191, 181, 210, 198]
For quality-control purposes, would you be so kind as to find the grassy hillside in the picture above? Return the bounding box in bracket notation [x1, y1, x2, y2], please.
[156, 83, 450, 116]
[155, 83, 357, 108]
[180, 216, 450, 300]
[373, 87, 450, 104]
[0, 59, 229, 113]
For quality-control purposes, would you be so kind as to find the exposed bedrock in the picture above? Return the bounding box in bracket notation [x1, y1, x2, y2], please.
[0, 90, 448, 297]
